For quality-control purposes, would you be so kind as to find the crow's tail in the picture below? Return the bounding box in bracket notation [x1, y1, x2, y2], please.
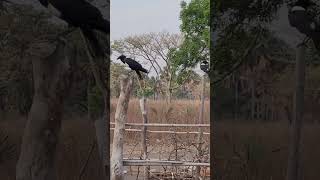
[141, 68, 148, 74]
[81, 28, 105, 58]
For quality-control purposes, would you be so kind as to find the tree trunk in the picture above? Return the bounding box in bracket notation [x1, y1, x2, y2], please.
[16, 40, 72, 180]
[287, 44, 306, 180]
[111, 75, 134, 180]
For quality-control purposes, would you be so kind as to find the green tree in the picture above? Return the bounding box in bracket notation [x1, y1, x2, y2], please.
[173, 0, 210, 69]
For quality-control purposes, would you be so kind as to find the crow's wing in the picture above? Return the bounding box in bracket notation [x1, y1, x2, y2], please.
[125, 58, 143, 69]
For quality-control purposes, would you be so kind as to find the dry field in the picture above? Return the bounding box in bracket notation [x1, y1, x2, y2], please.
[0, 99, 210, 179]
[2, 98, 320, 179]
[214, 121, 320, 180]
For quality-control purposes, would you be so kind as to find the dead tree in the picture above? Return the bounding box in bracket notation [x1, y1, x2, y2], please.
[16, 38, 74, 180]
[287, 43, 306, 180]
[111, 75, 134, 180]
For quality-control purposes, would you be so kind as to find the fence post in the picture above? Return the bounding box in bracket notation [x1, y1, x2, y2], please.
[196, 74, 206, 179]
[111, 75, 134, 180]
[286, 43, 306, 180]
[140, 97, 150, 179]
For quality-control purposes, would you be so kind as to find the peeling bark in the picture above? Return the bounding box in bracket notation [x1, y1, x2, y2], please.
[16, 40, 73, 180]
[111, 75, 134, 180]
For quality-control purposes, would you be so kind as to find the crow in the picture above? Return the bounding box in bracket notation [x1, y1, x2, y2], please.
[38, 0, 109, 57]
[117, 55, 148, 80]
[288, 0, 320, 50]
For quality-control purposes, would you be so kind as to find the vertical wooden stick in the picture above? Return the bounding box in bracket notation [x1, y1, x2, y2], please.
[287, 44, 306, 180]
[140, 96, 150, 179]
[196, 74, 206, 179]
[79, 29, 109, 178]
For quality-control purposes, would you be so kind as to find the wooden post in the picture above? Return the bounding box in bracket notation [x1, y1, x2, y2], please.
[111, 75, 134, 180]
[79, 29, 110, 178]
[196, 74, 206, 179]
[140, 97, 150, 179]
[287, 44, 306, 180]
[135, 76, 150, 179]
[251, 77, 256, 121]
[16, 39, 73, 180]
[235, 72, 239, 121]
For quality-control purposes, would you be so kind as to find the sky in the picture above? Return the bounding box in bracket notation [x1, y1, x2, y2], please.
[109, 0, 204, 76]
[110, 0, 185, 41]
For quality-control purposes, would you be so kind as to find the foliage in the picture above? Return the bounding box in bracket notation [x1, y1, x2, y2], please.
[211, 0, 289, 83]
[172, 0, 210, 69]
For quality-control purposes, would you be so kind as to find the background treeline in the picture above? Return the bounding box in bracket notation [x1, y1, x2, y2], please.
[0, 0, 211, 118]
[212, 0, 320, 123]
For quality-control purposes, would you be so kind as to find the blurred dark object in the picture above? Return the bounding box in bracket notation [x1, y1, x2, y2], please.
[288, 0, 320, 50]
[0, 130, 15, 163]
[200, 60, 209, 74]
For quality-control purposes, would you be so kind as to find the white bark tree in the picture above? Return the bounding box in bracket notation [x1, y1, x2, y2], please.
[16, 38, 74, 180]
[111, 75, 134, 180]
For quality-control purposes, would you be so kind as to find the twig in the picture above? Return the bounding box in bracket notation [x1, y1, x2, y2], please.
[78, 140, 96, 180]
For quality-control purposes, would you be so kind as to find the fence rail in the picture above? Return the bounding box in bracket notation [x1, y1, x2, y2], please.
[110, 122, 210, 127]
[110, 128, 210, 135]
[123, 159, 210, 166]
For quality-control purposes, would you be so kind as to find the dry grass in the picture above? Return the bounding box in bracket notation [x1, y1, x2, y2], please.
[111, 98, 210, 144]
[111, 98, 210, 124]
[0, 117, 105, 180]
[0, 99, 210, 179]
[214, 121, 320, 180]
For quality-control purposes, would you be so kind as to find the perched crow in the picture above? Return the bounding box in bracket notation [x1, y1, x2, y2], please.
[117, 55, 148, 80]
[288, 0, 320, 50]
[38, 0, 109, 57]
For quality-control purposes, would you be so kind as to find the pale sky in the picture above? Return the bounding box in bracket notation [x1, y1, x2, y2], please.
[109, 0, 204, 76]
[111, 0, 186, 41]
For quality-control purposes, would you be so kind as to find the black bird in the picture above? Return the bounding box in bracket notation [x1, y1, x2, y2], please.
[117, 55, 148, 80]
[38, 0, 110, 57]
[288, 0, 320, 49]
